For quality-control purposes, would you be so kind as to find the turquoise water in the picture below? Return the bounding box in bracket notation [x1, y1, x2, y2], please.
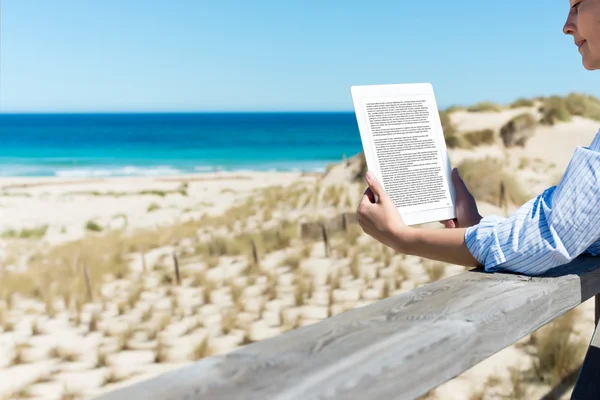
[0, 113, 363, 177]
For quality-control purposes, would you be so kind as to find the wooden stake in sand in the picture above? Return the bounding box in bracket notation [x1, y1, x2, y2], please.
[499, 180, 508, 216]
[83, 267, 93, 302]
[320, 223, 330, 257]
[251, 239, 259, 267]
[173, 252, 181, 285]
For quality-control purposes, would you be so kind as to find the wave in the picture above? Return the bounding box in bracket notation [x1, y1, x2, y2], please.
[54, 166, 186, 178]
[0, 160, 337, 178]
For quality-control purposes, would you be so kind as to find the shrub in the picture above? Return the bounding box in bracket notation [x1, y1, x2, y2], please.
[509, 98, 534, 108]
[539, 96, 572, 125]
[466, 102, 503, 112]
[147, 203, 160, 212]
[445, 135, 467, 149]
[500, 113, 537, 147]
[457, 157, 531, 206]
[563, 92, 600, 121]
[439, 110, 456, 136]
[445, 105, 466, 113]
[354, 151, 367, 181]
[85, 220, 103, 232]
[531, 309, 585, 386]
[463, 129, 495, 146]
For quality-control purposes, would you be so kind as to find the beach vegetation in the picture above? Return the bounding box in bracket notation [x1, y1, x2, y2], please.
[439, 110, 456, 136]
[85, 220, 103, 232]
[509, 98, 535, 108]
[0, 192, 32, 197]
[354, 152, 367, 182]
[462, 129, 495, 147]
[539, 96, 573, 125]
[10, 386, 35, 399]
[147, 202, 161, 212]
[424, 261, 445, 282]
[102, 369, 124, 386]
[518, 158, 529, 169]
[11, 342, 30, 365]
[509, 368, 528, 399]
[192, 337, 209, 360]
[444, 105, 466, 113]
[466, 101, 503, 112]
[529, 308, 585, 386]
[500, 113, 537, 147]
[563, 92, 600, 121]
[457, 157, 531, 207]
[1, 225, 48, 240]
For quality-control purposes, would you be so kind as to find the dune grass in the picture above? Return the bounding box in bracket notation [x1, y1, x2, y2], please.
[1, 225, 49, 240]
[530, 309, 585, 386]
[539, 96, 573, 125]
[466, 101, 503, 112]
[499, 112, 537, 147]
[509, 98, 535, 108]
[457, 157, 531, 207]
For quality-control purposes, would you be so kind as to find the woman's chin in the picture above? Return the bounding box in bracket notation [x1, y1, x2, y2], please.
[582, 55, 600, 70]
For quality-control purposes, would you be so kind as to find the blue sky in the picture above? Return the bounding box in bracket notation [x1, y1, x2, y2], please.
[1, 0, 599, 112]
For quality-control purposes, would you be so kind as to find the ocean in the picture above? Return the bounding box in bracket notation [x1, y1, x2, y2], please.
[0, 113, 363, 178]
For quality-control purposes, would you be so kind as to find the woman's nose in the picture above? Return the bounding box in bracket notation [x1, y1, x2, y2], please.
[563, 13, 576, 35]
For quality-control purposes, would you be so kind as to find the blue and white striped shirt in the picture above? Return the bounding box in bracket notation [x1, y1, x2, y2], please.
[464, 129, 600, 275]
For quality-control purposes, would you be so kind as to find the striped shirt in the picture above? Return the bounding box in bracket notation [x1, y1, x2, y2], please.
[464, 129, 600, 275]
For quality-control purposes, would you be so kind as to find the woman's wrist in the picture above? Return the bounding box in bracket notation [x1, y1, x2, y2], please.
[389, 225, 417, 255]
[390, 224, 480, 267]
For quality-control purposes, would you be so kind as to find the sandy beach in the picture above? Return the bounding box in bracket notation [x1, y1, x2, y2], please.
[0, 99, 599, 399]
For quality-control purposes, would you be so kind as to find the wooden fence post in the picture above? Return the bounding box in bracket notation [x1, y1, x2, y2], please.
[320, 223, 330, 257]
[83, 267, 93, 302]
[499, 180, 507, 216]
[251, 239, 259, 266]
[173, 252, 181, 285]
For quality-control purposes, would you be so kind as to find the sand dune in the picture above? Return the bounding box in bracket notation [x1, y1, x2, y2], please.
[0, 100, 599, 399]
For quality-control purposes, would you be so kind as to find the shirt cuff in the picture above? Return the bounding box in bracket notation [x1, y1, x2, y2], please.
[464, 215, 507, 271]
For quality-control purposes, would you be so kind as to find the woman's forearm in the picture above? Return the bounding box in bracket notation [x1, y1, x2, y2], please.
[392, 226, 483, 268]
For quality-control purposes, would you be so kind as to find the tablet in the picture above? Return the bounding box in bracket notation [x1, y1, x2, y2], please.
[350, 83, 456, 226]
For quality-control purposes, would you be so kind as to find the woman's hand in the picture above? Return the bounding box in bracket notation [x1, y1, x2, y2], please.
[356, 170, 481, 267]
[440, 168, 482, 229]
[356, 171, 410, 252]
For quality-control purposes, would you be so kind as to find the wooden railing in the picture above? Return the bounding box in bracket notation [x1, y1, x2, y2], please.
[94, 256, 600, 400]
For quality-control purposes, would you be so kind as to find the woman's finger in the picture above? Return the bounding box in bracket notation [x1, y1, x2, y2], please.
[440, 219, 456, 228]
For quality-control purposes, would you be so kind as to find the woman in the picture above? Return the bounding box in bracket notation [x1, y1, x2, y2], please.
[356, 0, 600, 276]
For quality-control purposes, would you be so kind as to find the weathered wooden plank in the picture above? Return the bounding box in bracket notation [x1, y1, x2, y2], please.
[94, 256, 600, 400]
[571, 315, 600, 399]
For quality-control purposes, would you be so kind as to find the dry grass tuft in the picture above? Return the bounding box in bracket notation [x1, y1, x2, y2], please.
[424, 262, 445, 282]
[96, 348, 110, 368]
[467, 101, 503, 112]
[458, 157, 531, 207]
[102, 369, 124, 386]
[31, 318, 44, 336]
[11, 342, 31, 365]
[349, 252, 360, 279]
[530, 309, 585, 386]
[153, 339, 169, 363]
[192, 337, 209, 360]
[221, 307, 238, 335]
[509, 367, 527, 399]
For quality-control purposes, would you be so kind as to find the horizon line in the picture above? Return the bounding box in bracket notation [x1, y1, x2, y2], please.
[0, 110, 358, 115]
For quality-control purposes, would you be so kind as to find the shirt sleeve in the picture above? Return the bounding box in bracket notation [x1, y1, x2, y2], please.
[464, 140, 600, 275]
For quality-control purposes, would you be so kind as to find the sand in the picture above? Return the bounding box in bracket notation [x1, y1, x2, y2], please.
[0, 105, 599, 399]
